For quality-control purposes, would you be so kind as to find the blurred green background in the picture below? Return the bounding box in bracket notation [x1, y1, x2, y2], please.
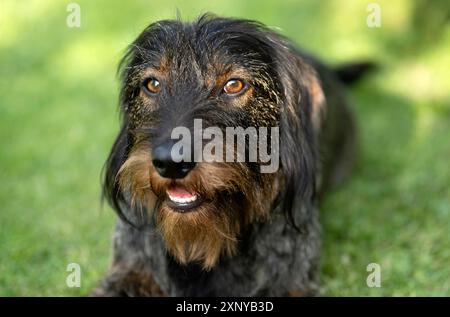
[0, 0, 449, 296]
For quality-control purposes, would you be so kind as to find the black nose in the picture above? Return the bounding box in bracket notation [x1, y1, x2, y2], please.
[152, 141, 196, 179]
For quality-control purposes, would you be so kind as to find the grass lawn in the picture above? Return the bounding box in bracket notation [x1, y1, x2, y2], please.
[0, 0, 449, 296]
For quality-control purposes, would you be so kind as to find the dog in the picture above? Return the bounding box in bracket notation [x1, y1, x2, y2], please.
[92, 14, 373, 296]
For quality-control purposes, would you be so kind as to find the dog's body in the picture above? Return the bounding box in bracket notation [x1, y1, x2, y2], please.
[93, 15, 370, 296]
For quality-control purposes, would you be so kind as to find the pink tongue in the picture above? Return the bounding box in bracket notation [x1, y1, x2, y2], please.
[167, 186, 195, 199]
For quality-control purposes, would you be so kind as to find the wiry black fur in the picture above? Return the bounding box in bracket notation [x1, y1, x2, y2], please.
[95, 14, 370, 296]
[104, 15, 316, 229]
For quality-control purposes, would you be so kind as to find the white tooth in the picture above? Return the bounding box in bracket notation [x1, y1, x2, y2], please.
[168, 194, 197, 204]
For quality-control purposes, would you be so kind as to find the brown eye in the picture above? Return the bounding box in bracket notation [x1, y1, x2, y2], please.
[143, 77, 161, 95]
[223, 79, 246, 95]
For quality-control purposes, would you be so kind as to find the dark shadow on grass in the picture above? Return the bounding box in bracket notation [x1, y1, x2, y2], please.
[319, 80, 450, 294]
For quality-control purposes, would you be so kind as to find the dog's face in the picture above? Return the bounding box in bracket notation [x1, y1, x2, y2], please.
[104, 15, 320, 269]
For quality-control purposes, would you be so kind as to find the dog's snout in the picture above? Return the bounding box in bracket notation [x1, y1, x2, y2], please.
[152, 142, 196, 179]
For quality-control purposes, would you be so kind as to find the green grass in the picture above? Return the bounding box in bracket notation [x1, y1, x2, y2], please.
[0, 0, 449, 296]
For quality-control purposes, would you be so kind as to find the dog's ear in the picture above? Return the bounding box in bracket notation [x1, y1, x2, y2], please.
[102, 43, 142, 224]
[269, 37, 322, 229]
[102, 122, 133, 223]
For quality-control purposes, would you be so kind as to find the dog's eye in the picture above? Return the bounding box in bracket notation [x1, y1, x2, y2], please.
[223, 79, 246, 96]
[143, 77, 161, 95]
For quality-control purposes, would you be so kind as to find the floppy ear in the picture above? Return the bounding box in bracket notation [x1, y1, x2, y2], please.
[102, 122, 133, 224]
[102, 42, 143, 225]
[270, 39, 324, 230]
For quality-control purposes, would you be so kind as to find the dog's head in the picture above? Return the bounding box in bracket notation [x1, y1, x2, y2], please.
[104, 15, 323, 269]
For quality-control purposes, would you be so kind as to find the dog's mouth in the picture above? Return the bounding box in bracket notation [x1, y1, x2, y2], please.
[165, 184, 204, 212]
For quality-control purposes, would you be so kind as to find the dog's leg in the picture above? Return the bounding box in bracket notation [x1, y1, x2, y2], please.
[287, 289, 317, 297]
[91, 263, 166, 297]
[91, 221, 167, 297]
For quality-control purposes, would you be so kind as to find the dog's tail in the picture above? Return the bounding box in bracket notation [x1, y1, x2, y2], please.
[334, 62, 377, 85]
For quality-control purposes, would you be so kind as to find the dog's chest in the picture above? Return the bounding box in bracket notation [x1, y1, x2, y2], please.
[131, 214, 319, 296]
